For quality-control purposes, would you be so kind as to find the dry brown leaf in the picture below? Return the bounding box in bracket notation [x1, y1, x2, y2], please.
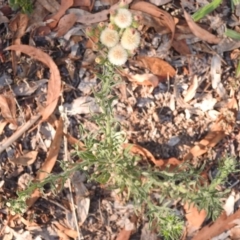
[47, 0, 73, 29]
[123, 143, 181, 168]
[136, 56, 176, 80]
[172, 38, 191, 55]
[127, 73, 159, 87]
[130, 1, 175, 45]
[10, 151, 38, 166]
[183, 203, 207, 236]
[193, 210, 240, 240]
[183, 75, 199, 102]
[9, 13, 29, 41]
[73, 0, 95, 11]
[55, 13, 77, 37]
[183, 10, 221, 44]
[130, 9, 171, 34]
[116, 229, 132, 240]
[37, 0, 60, 13]
[53, 221, 78, 238]
[6, 45, 61, 121]
[183, 98, 237, 161]
[230, 227, 240, 239]
[28, 1, 49, 27]
[0, 94, 17, 126]
[9, 13, 29, 72]
[26, 118, 63, 208]
[0, 5, 12, 17]
[0, 120, 8, 134]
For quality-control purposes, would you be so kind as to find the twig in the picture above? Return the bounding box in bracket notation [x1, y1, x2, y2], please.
[0, 114, 41, 154]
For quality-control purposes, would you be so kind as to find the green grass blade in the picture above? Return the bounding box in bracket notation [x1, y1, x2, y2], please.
[225, 28, 240, 40]
[192, 0, 223, 22]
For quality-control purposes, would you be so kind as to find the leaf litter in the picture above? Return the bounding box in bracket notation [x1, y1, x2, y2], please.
[1, 0, 240, 239]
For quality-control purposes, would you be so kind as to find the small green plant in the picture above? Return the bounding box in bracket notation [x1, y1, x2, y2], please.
[9, 0, 33, 13]
[6, 3, 238, 239]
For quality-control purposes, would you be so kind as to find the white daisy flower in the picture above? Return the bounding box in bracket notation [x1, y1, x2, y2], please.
[100, 28, 119, 48]
[114, 8, 132, 29]
[121, 28, 140, 50]
[108, 45, 128, 66]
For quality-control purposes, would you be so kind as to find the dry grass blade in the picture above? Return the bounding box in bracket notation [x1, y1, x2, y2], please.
[26, 118, 63, 208]
[183, 10, 221, 44]
[5, 45, 61, 121]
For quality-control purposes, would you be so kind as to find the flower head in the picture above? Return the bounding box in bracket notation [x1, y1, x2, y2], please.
[108, 44, 128, 66]
[114, 8, 132, 29]
[121, 28, 140, 50]
[100, 28, 119, 48]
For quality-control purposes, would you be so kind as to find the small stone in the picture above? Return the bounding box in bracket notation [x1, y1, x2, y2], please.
[167, 136, 180, 146]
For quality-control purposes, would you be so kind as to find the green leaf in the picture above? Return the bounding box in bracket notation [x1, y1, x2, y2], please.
[192, 0, 223, 22]
[225, 28, 240, 40]
[96, 172, 111, 184]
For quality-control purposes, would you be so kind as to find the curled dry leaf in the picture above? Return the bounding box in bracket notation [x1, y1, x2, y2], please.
[130, 1, 175, 44]
[10, 151, 38, 166]
[55, 13, 77, 37]
[6, 45, 61, 121]
[26, 118, 63, 209]
[122, 143, 181, 169]
[47, 0, 74, 29]
[183, 10, 221, 44]
[0, 94, 17, 126]
[136, 56, 176, 80]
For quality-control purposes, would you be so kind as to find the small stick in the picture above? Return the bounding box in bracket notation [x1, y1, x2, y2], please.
[0, 114, 41, 154]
